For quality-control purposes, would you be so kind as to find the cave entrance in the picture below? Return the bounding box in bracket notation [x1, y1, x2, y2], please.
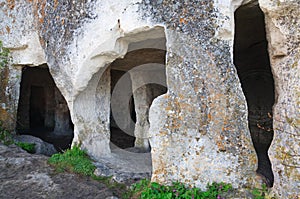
[109, 36, 167, 153]
[16, 65, 74, 151]
[234, 2, 275, 187]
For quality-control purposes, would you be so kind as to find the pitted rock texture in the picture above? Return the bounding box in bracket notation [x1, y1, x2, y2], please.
[0, 63, 20, 131]
[2, 0, 257, 190]
[36, 0, 98, 97]
[141, 0, 257, 189]
[0, 143, 120, 199]
[259, 0, 300, 198]
[0, 0, 299, 197]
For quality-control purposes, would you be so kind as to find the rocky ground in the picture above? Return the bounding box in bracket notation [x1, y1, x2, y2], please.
[0, 143, 123, 199]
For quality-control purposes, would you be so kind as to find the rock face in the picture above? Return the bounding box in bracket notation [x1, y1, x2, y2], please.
[0, 0, 45, 131]
[0, 143, 119, 199]
[0, 0, 299, 197]
[259, 0, 300, 198]
[13, 135, 57, 156]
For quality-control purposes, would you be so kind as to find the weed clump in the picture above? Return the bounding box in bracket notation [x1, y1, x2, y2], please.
[0, 124, 14, 145]
[48, 145, 96, 176]
[15, 142, 36, 153]
[0, 121, 36, 153]
[0, 40, 11, 69]
[127, 179, 232, 199]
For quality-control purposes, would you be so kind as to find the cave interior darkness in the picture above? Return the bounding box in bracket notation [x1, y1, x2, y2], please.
[234, 2, 275, 187]
[16, 65, 74, 151]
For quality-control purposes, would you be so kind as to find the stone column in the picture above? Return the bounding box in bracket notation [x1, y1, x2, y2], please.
[130, 65, 166, 151]
[130, 73, 152, 150]
[73, 67, 111, 158]
[144, 0, 258, 189]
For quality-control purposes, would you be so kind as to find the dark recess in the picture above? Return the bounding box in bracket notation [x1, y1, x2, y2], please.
[234, 3, 275, 187]
[109, 47, 167, 150]
[16, 66, 74, 151]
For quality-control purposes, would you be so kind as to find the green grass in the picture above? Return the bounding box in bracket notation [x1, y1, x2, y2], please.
[0, 40, 11, 68]
[0, 122, 35, 153]
[252, 184, 268, 199]
[127, 180, 275, 199]
[48, 145, 97, 176]
[0, 127, 14, 145]
[127, 179, 233, 199]
[15, 142, 36, 153]
[48, 145, 128, 197]
[46, 143, 273, 199]
[48, 146, 121, 185]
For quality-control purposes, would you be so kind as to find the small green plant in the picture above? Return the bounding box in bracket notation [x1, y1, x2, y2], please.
[128, 179, 232, 199]
[15, 142, 36, 153]
[252, 184, 268, 199]
[48, 145, 96, 176]
[0, 121, 14, 145]
[0, 40, 11, 69]
[48, 145, 127, 196]
[0, 128, 14, 145]
[0, 121, 36, 153]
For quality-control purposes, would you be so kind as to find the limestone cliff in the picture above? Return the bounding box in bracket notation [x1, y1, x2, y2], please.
[0, 0, 299, 197]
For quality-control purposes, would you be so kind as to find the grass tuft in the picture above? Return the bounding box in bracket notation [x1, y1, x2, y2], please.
[15, 142, 36, 153]
[48, 145, 96, 176]
[0, 121, 36, 153]
[127, 179, 233, 199]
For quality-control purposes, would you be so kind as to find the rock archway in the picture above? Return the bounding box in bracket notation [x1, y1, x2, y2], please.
[70, 27, 167, 182]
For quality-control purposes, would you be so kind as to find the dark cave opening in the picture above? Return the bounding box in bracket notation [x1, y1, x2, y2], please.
[16, 65, 74, 151]
[234, 2, 275, 187]
[109, 41, 167, 152]
[110, 69, 136, 149]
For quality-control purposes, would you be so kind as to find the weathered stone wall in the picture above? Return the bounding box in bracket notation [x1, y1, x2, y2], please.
[0, 0, 46, 66]
[259, 0, 300, 198]
[142, 0, 257, 189]
[0, 0, 299, 197]
[0, 62, 20, 131]
[0, 0, 46, 131]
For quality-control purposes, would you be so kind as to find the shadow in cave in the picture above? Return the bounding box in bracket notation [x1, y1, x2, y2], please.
[110, 69, 136, 150]
[234, 2, 275, 187]
[109, 46, 167, 153]
[16, 66, 74, 151]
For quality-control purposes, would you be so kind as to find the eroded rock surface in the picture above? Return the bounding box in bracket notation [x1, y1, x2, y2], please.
[144, 1, 257, 189]
[259, 0, 300, 198]
[13, 135, 57, 156]
[0, 143, 119, 199]
[0, 0, 299, 197]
